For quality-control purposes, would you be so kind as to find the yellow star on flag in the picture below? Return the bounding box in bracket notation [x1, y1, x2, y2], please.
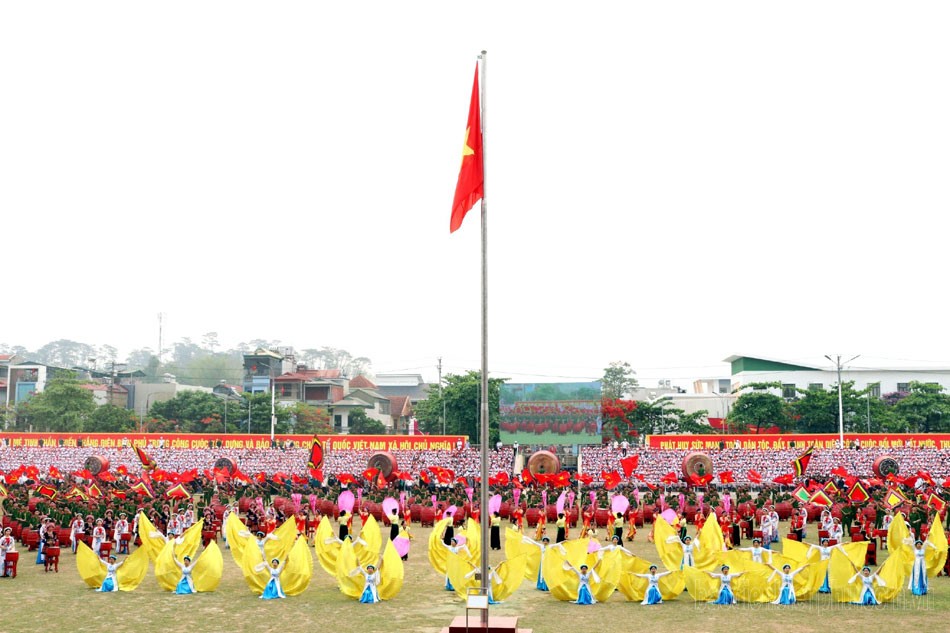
[460, 126, 474, 167]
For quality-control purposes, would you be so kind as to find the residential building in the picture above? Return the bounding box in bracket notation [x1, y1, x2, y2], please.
[374, 373, 430, 403]
[725, 354, 950, 397]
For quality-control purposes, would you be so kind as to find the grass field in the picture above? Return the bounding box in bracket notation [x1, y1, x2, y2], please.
[1, 522, 947, 633]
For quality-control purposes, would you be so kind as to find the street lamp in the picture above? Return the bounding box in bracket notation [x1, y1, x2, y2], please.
[825, 354, 859, 448]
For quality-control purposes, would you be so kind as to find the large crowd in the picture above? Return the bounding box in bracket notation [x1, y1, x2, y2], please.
[1, 442, 948, 485]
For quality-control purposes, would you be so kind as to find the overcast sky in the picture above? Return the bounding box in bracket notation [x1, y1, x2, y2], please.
[2, 2, 949, 387]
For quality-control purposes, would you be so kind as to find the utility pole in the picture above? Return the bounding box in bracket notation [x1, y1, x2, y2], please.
[825, 354, 859, 448]
[437, 357, 445, 434]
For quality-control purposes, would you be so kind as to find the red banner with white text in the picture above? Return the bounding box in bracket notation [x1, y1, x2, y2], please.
[0, 432, 467, 452]
[645, 433, 950, 451]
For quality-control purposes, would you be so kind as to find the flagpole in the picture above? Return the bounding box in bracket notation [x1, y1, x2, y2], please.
[477, 48, 491, 628]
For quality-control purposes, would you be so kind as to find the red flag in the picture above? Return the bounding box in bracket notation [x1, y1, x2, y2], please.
[809, 489, 832, 506]
[308, 468, 324, 482]
[337, 473, 356, 485]
[253, 472, 266, 484]
[135, 446, 156, 470]
[660, 472, 679, 486]
[831, 465, 849, 478]
[36, 484, 58, 499]
[116, 465, 129, 477]
[112, 490, 127, 500]
[131, 481, 153, 498]
[773, 473, 795, 485]
[917, 470, 936, 487]
[449, 63, 484, 233]
[178, 469, 198, 484]
[362, 468, 380, 482]
[165, 483, 190, 499]
[552, 471, 571, 488]
[48, 465, 63, 480]
[25, 465, 39, 480]
[747, 470, 763, 484]
[690, 473, 713, 486]
[791, 446, 814, 477]
[847, 482, 870, 503]
[232, 469, 251, 483]
[307, 436, 324, 469]
[927, 493, 947, 512]
[602, 471, 622, 490]
[620, 455, 639, 478]
[86, 483, 103, 499]
[520, 468, 534, 485]
[575, 473, 594, 486]
[418, 471, 430, 485]
[98, 471, 116, 482]
[718, 471, 735, 484]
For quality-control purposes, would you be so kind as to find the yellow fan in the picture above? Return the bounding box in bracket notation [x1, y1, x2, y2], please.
[695, 514, 725, 570]
[925, 518, 948, 577]
[354, 515, 382, 568]
[136, 513, 169, 563]
[780, 538, 817, 565]
[77, 542, 149, 592]
[767, 552, 820, 601]
[427, 517, 453, 576]
[154, 520, 206, 591]
[114, 544, 149, 591]
[314, 518, 340, 577]
[591, 548, 622, 602]
[191, 541, 224, 592]
[225, 512, 251, 566]
[492, 553, 526, 602]
[618, 555, 685, 602]
[682, 566, 718, 601]
[446, 549, 479, 599]
[542, 538, 592, 601]
[887, 512, 913, 568]
[378, 541, 404, 601]
[653, 517, 685, 571]
[335, 537, 364, 598]
[829, 547, 904, 603]
[263, 517, 298, 563]
[463, 518, 481, 563]
[240, 533, 269, 594]
[280, 537, 314, 596]
[76, 541, 107, 588]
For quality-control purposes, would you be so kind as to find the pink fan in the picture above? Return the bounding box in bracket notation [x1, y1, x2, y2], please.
[723, 494, 732, 513]
[566, 492, 575, 509]
[465, 487, 474, 503]
[454, 534, 467, 546]
[555, 492, 566, 515]
[291, 493, 302, 513]
[489, 494, 502, 515]
[446, 505, 457, 517]
[611, 495, 629, 515]
[587, 539, 601, 554]
[697, 492, 704, 512]
[338, 490, 355, 514]
[512, 488, 521, 508]
[357, 488, 364, 510]
[309, 494, 317, 514]
[678, 493, 685, 511]
[431, 495, 437, 508]
[393, 535, 411, 558]
[541, 490, 547, 509]
[399, 491, 407, 510]
[589, 490, 597, 508]
[632, 488, 640, 506]
[660, 508, 678, 524]
[383, 497, 399, 518]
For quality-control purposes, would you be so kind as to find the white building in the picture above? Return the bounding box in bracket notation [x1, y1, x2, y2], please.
[724, 354, 950, 398]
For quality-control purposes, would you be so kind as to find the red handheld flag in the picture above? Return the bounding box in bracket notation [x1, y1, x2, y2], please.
[307, 436, 324, 470]
[791, 446, 814, 477]
[620, 455, 639, 478]
[449, 64, 483, 233]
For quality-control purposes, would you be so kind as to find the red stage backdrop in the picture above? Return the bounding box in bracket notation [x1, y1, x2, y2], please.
[0, 433, 466, 452]
[645, 433, 950, 451]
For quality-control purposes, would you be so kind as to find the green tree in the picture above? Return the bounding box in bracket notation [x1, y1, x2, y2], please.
[86, 404, 138, 432]
[624, 397, 711, 436]
[414, 370, 505, 444]
[347, 409, 387, 434]
[601, 361, 638, 400]
[291, 404, 332, 434]
[786, 381, 894, 433]
[241, 392, 294, 435]
[148, 390, 223, 432]
[893, 382, 950, 433]
[23, 373, 96, 431]
[728, 388, 790, 433]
